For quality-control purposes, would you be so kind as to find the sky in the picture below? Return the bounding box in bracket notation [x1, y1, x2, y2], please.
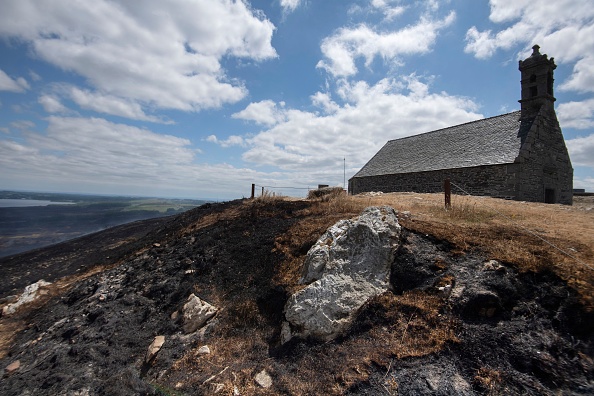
[0, 0, 593, 200]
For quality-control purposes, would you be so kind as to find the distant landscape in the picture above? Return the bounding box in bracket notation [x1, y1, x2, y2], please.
[0, 191, 210, 258]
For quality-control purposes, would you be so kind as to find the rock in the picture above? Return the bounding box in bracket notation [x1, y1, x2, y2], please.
[2, 280, 51, 316]
[299, 206, 400, 287]
[145, 335, 165, 363]
[284, 206, 400, 342]
[483, 259, 505, 272]
[5, 360, 20, 374]
[438, 284, 452, 298]
[196, 345, 211, 355]
[182, 294, 218, 334]
[254, 369, 272, 388]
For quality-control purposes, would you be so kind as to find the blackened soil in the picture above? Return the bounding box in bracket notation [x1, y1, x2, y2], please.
[0, 201, 593, 395]
[352, 230, 594, 395]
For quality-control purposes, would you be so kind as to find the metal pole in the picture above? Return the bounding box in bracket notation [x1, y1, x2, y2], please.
[343, 157, 346, 189]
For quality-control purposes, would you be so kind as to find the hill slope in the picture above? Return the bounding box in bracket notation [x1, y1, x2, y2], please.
[1, 195, 593, 395]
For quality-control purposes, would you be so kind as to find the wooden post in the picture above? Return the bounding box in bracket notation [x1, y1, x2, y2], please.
[251, 184, 255, 199]
[261, 186, 264, 196]
[444, 179, 451, 209]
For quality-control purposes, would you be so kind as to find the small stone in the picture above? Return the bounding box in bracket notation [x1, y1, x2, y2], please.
[182, 294, 218, 334]
[233, 385, 240, 395]
[196, 345, 211, 355]
[5, 360, 20, 374]
[145, 335, 165, 363]
[171, 311, 179, 321]
[438, 284, 452, 298]
[255, 369, 272, 388]
[483, 259, 504, 272]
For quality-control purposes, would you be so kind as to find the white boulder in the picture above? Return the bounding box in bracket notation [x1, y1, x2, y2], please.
[283, 206, 400, 342]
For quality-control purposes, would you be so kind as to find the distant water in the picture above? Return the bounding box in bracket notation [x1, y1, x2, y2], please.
[0, 199, 75, 208]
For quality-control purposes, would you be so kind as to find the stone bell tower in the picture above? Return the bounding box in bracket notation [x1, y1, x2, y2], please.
[518, 44, 557, 119]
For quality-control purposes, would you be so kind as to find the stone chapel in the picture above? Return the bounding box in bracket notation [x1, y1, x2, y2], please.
[348, 45, 573, 205]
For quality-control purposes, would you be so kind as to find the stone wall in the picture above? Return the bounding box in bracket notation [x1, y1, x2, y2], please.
[349, 164, 519, 199]
[515, 107, 573, 204]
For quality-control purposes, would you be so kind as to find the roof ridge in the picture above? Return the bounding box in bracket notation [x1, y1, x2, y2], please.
[387, 110, 521, 143]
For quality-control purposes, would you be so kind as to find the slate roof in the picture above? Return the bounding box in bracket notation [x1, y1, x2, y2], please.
[352, 111, 533, 178]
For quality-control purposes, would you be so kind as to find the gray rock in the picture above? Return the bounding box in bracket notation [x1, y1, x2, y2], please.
[145, 335, 165, 363]
[2, 280, 51, 316]
[255, 369, 272, 388]
[182, 294, 218, 334]
[5, 360, 20, 375]
[283, 206, 400, 342]
[196, 345, 211, 355]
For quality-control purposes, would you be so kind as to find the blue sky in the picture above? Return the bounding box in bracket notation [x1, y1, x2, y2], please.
[1, 0, 593, 199]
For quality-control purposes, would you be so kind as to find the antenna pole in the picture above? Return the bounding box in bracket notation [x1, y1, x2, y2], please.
[343, 158, 346, 189]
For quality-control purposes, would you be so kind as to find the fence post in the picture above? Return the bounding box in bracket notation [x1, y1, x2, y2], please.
[261, 186, 264, 196]
[444, 179, 451, 209]
[251, 184, 255, 199]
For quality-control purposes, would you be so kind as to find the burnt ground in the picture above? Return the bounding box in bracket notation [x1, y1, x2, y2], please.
[0, 199, 593, 395]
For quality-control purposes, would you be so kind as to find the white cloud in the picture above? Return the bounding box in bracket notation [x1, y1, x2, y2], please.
[317, 12, 455, 77]
[232, 100, 287, 126]
[369, 0, 406, 21]
[68, 87, 170, 123]
[29, 70, 41, 81]
[573, 175, 594, 191]
[241, 76, 481, 176]
[206, 134, 246, 148]
[280, 0, 302, 14]
[557, 99, 594, 129]
[0, 116, 273, 198]
[566, 134, 594, 168]
[38, 95, 69, 114]
[10, 120, 36, 131]
[464, 0, 594, 62]
[0, 69, 29, 92]
[0, 0, 277, 115]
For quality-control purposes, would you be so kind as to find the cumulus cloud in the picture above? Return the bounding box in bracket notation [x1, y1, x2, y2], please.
[241, 76, 481, 175]
[232, 100, 287, 126]
[0, 69, 29, 92]
[280, 0, 302, 14]
[68, 87, 170, 123]
[317, 12, 455, 77]
[573, 176, 594, 191]
[0, 116, 274, 198]
[464, 0, 594, 60]
[206, 134, 246, 148]
[566, 134, 594, 168]
[368, 0, 406, 21]
[557, 99, 594, 129]
[463, 0, 594, 101]
[0, 0, 276, 116]
[38, 95, 69, 114]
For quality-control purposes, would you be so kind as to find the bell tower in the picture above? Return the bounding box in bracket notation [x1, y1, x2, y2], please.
[518, 45, 556, 119]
